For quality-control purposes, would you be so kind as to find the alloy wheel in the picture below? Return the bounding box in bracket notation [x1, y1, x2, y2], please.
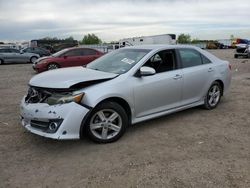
[48, 64, 59, 70]
[30, 57, 37, 63]
[208, 85, 221, 107]
[89, 109, 122, 140]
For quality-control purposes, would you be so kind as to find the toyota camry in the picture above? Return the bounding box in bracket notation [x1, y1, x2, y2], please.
[20, 45, 231, 143]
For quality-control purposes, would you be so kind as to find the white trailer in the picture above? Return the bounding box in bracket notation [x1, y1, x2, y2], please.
[119, 34, 176, 47]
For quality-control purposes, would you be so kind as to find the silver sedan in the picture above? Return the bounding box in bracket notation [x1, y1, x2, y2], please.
[0, 48, 39, 64]
[20, 45, 231, 143]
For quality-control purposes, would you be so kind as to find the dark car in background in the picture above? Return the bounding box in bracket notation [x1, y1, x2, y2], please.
[0, 48, 39, 64]
[33, 47, 103, 73]
[234, 43, 250, 58]
[22, 47, 51, 57]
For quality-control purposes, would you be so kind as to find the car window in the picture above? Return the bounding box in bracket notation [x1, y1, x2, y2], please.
[201, 54, 212, 64]
[4, 49, 15, 53]
[87, 48, 150, 74]
[10, 49, 20, 53]
[24, 48, 32, 53]
[83, 49, 97, 56]
[143, 49, 176, 73]
[64, 49, 82, 57]
[179, 49, 203, 68]
[0, 49, 6, 53]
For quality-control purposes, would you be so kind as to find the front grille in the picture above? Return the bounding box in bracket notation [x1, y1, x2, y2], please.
[236, 48, 246, 53]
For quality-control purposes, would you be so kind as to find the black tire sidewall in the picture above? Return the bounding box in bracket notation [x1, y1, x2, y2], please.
[85, 101, 128, 143]
[204, 81, 222, 110]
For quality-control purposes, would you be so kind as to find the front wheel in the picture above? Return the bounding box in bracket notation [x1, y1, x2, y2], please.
[85, 101, 128, 143]
[204, 81, 222, 110]
[47, 63, 59, 70]
[0, 59, 4, 65]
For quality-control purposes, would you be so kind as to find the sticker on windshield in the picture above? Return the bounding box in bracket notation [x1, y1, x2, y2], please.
[121, 58, 135, 64]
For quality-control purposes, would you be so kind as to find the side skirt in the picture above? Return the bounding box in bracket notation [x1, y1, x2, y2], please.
[132, 100, 204, 124]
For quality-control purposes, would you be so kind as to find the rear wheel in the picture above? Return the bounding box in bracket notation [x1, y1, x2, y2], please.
[204, 81, 222, 110]
[47, 63, 59, 70]
[0, 59, 3, 65]
[85, 101, 128, 143]
[30, 56, 38, 63]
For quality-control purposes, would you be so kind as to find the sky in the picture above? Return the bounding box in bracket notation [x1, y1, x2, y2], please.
[0, 0, 250, 42]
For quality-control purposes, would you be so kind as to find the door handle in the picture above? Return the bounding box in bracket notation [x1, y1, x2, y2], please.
[173, 74, 182, 80]
[208, 68, 214, 72]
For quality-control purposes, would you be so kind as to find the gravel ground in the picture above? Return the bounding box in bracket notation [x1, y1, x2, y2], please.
[0, 49, 249, 188]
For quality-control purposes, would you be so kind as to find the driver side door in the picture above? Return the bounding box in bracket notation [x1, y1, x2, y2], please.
[132, 49, 183, 118]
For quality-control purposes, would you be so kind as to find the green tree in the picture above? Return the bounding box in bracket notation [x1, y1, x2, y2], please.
[65, 36, 74, 41]
[81, 33, 102, 44]
[191, 38, 200, 44]
[42, 37, 59, 41]
[177, 34, 191, 44]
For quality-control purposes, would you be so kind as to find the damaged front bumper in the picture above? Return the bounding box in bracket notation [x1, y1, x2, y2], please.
[20, 97, 90, 139]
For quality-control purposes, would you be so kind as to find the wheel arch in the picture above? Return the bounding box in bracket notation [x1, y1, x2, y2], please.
[214, 79, 224, 96]
[30, 56, 38, 61]
[79, 96, 132, 139]
[0, 58, 4, 64]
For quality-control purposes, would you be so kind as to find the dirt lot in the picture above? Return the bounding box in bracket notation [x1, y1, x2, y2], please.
[0, 49, 249, 188]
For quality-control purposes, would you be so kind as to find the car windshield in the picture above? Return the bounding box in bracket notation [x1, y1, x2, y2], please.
[51, 49, 68, 57]
[87, 48, 150, 74]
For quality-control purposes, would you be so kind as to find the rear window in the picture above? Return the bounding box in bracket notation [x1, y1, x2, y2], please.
[179, 49, 203, 68]
[83, 49, 97, 55]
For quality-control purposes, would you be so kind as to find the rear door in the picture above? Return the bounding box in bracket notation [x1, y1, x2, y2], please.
[177, 48, 214, 105]
[5, 49, 18, 62]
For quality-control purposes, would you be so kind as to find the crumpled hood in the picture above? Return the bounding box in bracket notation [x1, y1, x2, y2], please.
[29, 67, 118, 89]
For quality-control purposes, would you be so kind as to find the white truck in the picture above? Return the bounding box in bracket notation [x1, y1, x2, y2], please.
[119, 34, 176, 47]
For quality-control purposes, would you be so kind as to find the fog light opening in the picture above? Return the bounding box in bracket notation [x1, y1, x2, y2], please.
[49, 122, 58, 131]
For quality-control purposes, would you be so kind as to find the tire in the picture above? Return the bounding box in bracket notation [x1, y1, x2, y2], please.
[203, 81, 222, 110]
[234, 54, 238, 58]
[0, 59, 4, 65]
[85, 101, 128, 143]
[30, 56, 38, 63]
[47, 63, 59, 70]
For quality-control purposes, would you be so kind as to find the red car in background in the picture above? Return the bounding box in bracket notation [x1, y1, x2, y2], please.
[33, 47, 103, 73]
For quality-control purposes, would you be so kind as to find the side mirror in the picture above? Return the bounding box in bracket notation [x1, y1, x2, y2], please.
[139, 66, 156, 76]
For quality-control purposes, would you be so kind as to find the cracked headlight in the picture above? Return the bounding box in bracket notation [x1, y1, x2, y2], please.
[46, 93, 84, 105]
